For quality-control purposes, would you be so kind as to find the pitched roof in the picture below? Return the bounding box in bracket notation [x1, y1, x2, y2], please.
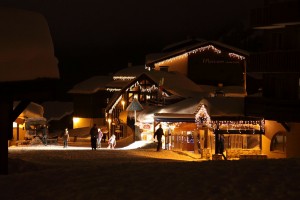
[146, 40, 249, 66]
[68, 75, 112, 94]
[138, 97, 246, 123]
[113, 65, 148, 78]
[105, 70, 214, 111]
[198, 97, 245, 117]
[42, 101, 73, 122]
[14, 101, 44, 119]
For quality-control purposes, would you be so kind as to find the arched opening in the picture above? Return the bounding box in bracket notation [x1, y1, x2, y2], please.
[270, 131, 286, 152]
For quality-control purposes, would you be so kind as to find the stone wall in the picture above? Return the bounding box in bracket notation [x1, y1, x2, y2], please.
[226, 148, 262, 159]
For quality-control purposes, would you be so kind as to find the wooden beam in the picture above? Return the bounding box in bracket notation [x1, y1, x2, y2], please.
[0, 97, 13, 175]
[11, 100, 31, 122]
[279, 121, 290, 132]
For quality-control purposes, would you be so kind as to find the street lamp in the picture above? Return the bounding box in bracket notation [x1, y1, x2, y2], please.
[108, 118, 112, 138]
[121, 100, 125, 110]
[126, 98, 143, 141]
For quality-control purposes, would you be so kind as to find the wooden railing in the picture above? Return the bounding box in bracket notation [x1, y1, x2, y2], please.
[249, 50, 300, 72]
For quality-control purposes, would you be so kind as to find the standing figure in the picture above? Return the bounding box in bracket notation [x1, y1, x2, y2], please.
[97, 128, 103, 148]
[154, 124, 164, 151]
[63, 128, 69, 148]
[107, 133, 116, 149]
[42, 125, 48, 146]
[90, 124, 98, 150]
[219, 134, 227, 160]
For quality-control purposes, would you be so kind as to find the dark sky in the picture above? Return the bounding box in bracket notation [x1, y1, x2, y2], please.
[1, 0, 263, 85]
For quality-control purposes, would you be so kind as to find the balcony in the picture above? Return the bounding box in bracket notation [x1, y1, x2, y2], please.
[250, 0, 300, 29]
[248, 50, 300, 72]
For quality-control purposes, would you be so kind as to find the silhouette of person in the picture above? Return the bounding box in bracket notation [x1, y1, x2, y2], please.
[90, 124, 98, 150]
[154, 124, 164, 151]
[63, 128, 69, 148]
[42, 125, 48, 146]
[97, 128, 103, 148]
[219, 134, 227, 160]
[107, 133, 116, 149]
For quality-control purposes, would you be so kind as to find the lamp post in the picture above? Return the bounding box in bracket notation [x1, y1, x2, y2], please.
[121, 100, 125, 110]
[126, 98, 143, 141]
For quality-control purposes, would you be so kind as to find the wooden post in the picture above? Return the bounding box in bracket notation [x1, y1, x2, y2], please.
[214, 122, 220, 155]
[0, 98, 12, 175]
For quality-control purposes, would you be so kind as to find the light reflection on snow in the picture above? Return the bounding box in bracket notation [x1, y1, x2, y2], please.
[8, 141, 153, 151]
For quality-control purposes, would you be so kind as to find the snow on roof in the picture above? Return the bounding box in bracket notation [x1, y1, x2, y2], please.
[158, 97, 202, 114]
[68, 75, 113, 94]
[137, 97, 245, 123]
[113, 65, 148, 78]
[0, 8, 59, 82]
[14, 101, 44, 119]
[105, 79, 131, 89]
[199, 97, 245, 117]
[146, 70, 214, 98]
[42, 101, 73, 122]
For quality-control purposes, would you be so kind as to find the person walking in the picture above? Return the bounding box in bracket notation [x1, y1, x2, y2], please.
[63, 128, 69, 148]
[154, 124, 164, 151]
[107, 133, 116, 149]
[97, 128, 103, 148]
[90, 124, 98, 150]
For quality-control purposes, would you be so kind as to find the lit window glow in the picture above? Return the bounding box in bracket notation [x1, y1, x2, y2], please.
[73, 117, 80, 124]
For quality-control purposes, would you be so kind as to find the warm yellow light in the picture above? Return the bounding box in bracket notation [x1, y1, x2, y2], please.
[13, 122, 18, 128]
[121, 100, 125, 110]
[107, 118, 112, 136]
[73, 117, 80, 124]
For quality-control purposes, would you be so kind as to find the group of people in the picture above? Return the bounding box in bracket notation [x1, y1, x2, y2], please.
[60, 124, 115, 150]
[90, 124, 116, 150]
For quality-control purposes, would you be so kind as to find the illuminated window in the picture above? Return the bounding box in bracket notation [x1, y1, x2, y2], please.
[270, 132, 286, 152]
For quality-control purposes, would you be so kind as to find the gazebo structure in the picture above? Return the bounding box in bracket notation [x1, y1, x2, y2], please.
[0, 8, 60, 174]
[195, 97, 265, 159]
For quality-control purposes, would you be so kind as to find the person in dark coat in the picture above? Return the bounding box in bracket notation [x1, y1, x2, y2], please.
[219, 134, 227, 160]
[90, 124, 98, 150]
[154, 124, 164, 151]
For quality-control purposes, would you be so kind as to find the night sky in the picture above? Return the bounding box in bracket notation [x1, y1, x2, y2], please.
[1, 0, 263, 86]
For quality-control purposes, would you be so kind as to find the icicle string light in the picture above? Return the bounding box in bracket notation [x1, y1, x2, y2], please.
[113, 76, 136, 80]
[129, 81, 159, 93]
[155, 45, 221, 66]
[195, 104, 211, 126]
[109, 95, 123, 113]
[155, 53, 188, 66]
[195, 104, 265, 132]
[228, 53, 245, 60]
[154, 45, 245, 66]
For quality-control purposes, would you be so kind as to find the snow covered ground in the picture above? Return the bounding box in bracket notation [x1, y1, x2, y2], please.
[2, 143, 300, 200]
